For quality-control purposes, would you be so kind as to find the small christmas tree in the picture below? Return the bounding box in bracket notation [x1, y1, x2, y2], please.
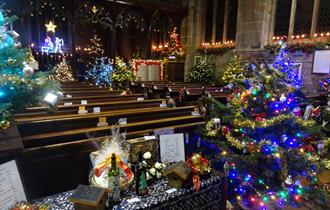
[272, 38, 301, 88]
[112, 57, 134, 90]
[85, 57, 113, 86]
[164, 27, 184, 59]
[49, 60, 75, 82]
[220, 52, 244, 84]
[187, 55, 215, 84]
[87, 34, 104, 67]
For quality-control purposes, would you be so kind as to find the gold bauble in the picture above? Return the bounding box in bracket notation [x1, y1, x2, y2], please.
[0, 120, 10, 130]
[6, 58, 16, 66]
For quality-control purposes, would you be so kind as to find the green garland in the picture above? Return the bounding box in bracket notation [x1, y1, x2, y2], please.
[265, 40, 330, 54]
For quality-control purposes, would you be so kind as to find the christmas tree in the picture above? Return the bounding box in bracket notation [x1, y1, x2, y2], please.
[272, 39, 301, 88]
[220, 52, 244, 84]
[187, 55, 215, 84]
[164, 27, 184, 59]
[112, 57, 134, 90]
[202, 40, 329, 209]
[85, 57, 113, 86]
[0, 10, 59, 129]
[87, 34, 104, 67]
[49, 60, 75, 82]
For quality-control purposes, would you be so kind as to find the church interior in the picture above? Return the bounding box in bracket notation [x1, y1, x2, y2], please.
[0, 0, 330, 209]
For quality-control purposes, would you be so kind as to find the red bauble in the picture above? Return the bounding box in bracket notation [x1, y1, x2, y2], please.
[223, 126, 229, 135]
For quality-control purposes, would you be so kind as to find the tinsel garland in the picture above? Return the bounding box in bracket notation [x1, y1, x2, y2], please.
[232, 114, 316, 130]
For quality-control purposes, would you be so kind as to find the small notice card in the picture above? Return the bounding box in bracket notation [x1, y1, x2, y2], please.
[159, 133, 185, 163]
[97, 117, 108, 127]
[78, 106, 88, 114]
[93, 107, 101, 113]
[0, 160, 26, 210]
[81, 100, 88, 105]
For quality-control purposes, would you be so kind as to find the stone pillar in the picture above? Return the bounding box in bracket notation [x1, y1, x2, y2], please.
[184, 0, 206, 79]
[235, 0, 276, 50]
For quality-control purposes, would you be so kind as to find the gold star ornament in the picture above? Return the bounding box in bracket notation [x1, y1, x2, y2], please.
[45, 21, 57, 33]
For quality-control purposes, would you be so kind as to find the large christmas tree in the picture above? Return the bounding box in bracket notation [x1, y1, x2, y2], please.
[202, 40, 329, 209]
[0, 11, 59, 129]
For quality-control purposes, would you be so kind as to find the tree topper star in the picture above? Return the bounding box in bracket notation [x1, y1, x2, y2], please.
[45, 21, 57, 33]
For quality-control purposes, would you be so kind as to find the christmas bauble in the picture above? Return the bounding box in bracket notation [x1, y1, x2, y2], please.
[23, 64, 34, 77]
[0, 120, 10, 130]
[6, 58, 16, 66]
[280, 93, 286, 102]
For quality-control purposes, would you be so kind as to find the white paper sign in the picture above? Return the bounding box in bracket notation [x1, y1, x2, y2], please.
[313, 50, 330, 74]
[81, 100, 88, 105]
[66, 94, 72, 98]
[159, 133, 185, 163]
[137, 97, 144, 101]
[64, 102, 73, 106]
[93, 107, 101, 113]
[0, 160, 26, 210]
[118, 118, 127, 125]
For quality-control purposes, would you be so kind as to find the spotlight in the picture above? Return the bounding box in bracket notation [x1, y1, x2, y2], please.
[44, 92, 59, 106]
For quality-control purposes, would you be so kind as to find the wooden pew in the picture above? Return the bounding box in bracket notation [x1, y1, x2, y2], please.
[204, 86, 231, 103]
[59, 94, 144, 105]
[15, 99, 162, 117]
[62, 89, 124, 97]
[18, 106, 202, 148]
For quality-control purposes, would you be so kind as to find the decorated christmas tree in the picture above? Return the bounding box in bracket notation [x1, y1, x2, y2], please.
[186, 55, 215, 84]
[85, 57, 113, 86]
[0, 10, 59, 129]
[112, 57, 134, 90]
[164, 27, 184, 59]
[87, 34, 104, 67]
[202, 40, 329, 209]
[49, 59, 75, 82]
[272, 38, 301, 88]
[220, 52, 244, 84]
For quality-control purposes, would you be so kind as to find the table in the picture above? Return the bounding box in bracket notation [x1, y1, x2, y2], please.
[34, 175, 221, 210]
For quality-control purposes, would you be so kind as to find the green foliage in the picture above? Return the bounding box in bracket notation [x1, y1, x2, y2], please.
[112, 57, 134, 90]
[0, 13, 60, 128]
[220, 52, 243, 84]
[186, 55, 215, 84]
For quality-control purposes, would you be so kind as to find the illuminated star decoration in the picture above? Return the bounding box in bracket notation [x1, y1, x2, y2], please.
[45, 21, 57, 33]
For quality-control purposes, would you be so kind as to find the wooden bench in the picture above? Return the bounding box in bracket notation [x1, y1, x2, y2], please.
[59, 94, 143, 105]
[20, 113, 203, 148]
[15, 99, 162, 117]
[62, 89, 124, 97]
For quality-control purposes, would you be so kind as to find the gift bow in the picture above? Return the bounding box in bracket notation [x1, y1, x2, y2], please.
[95, 154, 133, 180]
